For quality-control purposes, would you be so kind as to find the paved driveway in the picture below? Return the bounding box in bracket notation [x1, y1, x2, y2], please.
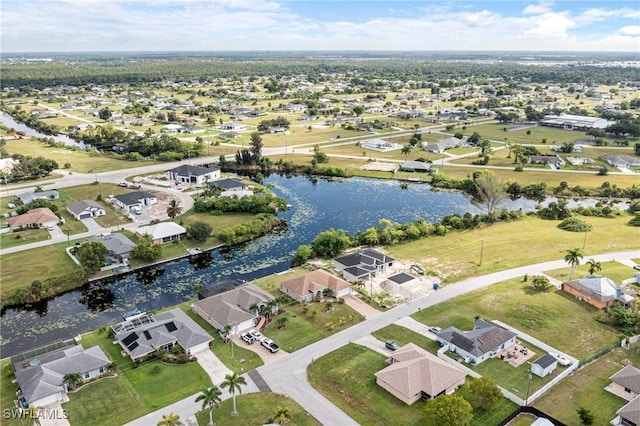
[80, 217, 104, 233]
[231, 334, 289, 364]
[343, 294, 382, 319]
[195, 349, 232, 385]
[38, 403, 70, 426]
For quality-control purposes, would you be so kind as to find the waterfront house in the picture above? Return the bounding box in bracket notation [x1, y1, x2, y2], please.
[135, 222, 186, 244]
[374, 343, 466, 404]
[88, 233, 136, 264]
[279, 269, 352, 303]
[399, 161, 431, 173]
[436, 318, 517, 365]
[112, 309, 212, 361]
[67, 200, 106, 220]
[13, 343, 109, 407]
[192, 283, 274, 335]
[334, 248, 395, 282]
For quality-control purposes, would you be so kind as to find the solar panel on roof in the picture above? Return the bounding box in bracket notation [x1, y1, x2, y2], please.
[122, 332, 138, 346]
[165, 322, 177, 332]
[127, 341, 139, 351]
[143, 331, 152, 340]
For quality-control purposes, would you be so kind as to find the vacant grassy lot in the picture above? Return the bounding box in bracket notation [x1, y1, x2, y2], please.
[0, 228, 50, 249]
[308, 343, 517, 426]
[533, 346, 640, 425]
[64, 328, 212, 426]
[386, 215, 638, 283]
[544, 260, 638, 284]
[411, 279, 619, 360]
[0, 242, 79, 296]
[371, 324, 441, 354]
[195, 392, 322, 426]
[462, 124, 602, 145]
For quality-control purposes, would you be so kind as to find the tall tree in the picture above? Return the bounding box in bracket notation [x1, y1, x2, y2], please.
[75, 241, 108, 274]
[472, 172, 507, 220]
[469, 376, 502, 411]
[401, 144, 412, 159]
[195, 385, 222, 426]
[166, 199, 183, 219]
[424, 393, 473, 426]
[586, 258, 602, 276]
[564, 248, 584, 280]
[132, 234, 163, 262]
[220, 372, 247, 416]
[157, 411, 182, 426]
[249, 132, 263, 163]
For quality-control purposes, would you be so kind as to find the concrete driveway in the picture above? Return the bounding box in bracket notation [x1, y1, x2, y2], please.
[343, 294, 382, 319]
[231, 334, 289, 364]
[195, 349, 232, 385]
[353, 334, 394, 357]
[80, 217, 104, 233]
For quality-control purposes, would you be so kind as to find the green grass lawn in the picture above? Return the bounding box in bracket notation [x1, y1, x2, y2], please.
[65, 328, 211, 425]
[252, 267, 310, 296]
[0, 359, 22, 426]
[262, 301, 363, 352]
[544, 260, 639, 284]
[386, 215, 639, 284]
[0, 228, 50, 249]
[411, 279, 619, 361]
[461, 124, 601, 145]
[533, 346, 640, 425]
[371, 324, 441, 354]
[195, 392, 322, 426]
[308, 343, 517, 426]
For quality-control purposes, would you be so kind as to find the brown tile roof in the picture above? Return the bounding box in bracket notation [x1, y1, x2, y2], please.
[7, 207, 58, 228]
[375, 343, 466, 398]
[618, 395, 640, 425]
[280, 269, 351, 298]
[610, 365, 640, 394]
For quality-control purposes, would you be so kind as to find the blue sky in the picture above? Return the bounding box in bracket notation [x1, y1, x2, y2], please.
[1, 0, 639, 52]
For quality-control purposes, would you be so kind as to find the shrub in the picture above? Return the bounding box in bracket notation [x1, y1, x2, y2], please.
[629, 215, 640, 227]
[558, 217, 593, 232]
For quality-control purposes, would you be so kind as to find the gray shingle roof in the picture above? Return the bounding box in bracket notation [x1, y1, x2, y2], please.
[67, 200, 103, 215]
[533, 354, 558, 369]
[193, 283, 273, 330]
[167, 164, 220, 177]
[113, 191, 155, 206]
[610, 365, 640, 394]
[438, 319, 516, 357]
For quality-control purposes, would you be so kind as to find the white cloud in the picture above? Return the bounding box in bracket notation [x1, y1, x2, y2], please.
[523, 2, 554, 15]
[617, 25, 640, 37]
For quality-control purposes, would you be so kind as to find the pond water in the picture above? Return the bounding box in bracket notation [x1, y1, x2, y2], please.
[0, 174, 539, 357]
[0, 111, 83, 148]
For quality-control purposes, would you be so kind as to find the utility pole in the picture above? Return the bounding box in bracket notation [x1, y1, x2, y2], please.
[582, 230, 587, 249]
[479, 239, 485, 266]
[525, 369, 533, 406]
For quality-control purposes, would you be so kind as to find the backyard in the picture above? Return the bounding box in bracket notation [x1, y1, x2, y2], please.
[411, 279, 620, 361]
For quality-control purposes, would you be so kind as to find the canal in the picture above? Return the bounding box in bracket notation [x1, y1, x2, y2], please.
[0, 174, 538, 357]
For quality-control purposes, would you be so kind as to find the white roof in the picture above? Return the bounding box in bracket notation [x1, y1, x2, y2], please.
[578, 276, 619, 297]
[137, 222, 186, 239]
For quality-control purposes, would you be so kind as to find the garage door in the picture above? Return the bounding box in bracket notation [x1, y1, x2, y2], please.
[79, 212, 92, 219]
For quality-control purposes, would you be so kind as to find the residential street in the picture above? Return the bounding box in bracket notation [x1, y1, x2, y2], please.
[125, 250, 639, 426]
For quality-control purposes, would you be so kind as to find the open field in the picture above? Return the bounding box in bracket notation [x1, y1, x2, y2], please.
[195, 392, 322, 426]
[323, 143, 444, 162]
[411, 279, 619, 360]
[0, 228, 50, 249]
[533, 346, 640, 425]
[461, 123, 615, 145]
[307, 343, 517, 426]
[386, 215, 638, 284]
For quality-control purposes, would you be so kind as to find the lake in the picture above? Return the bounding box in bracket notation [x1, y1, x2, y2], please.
[0, 174, 538, 357]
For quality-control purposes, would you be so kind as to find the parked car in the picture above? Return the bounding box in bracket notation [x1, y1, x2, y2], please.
[549, 352, 572, 366]
[385, 340, 400, 351]
[429, 326, 442, 333]
[128, 183, 141, 189]
[248, 329, 264, 341]
[118, 182, 128, 187]
[46, 225, 54, 231]
[261, 338, 280, 353]
[240, 333, 255, 344]
[633, 264, 640, 271]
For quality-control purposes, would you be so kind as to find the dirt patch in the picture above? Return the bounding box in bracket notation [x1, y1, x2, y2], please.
[147, 191, 181, 219]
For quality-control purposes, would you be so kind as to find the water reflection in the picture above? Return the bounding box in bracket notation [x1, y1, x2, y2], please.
[79, 285, 115, 313]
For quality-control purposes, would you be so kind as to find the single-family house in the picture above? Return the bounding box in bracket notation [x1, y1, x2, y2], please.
[113, 191, 157, 212]
[18, 190, 60, 205]
[361, 139, 403, 152]
[192, 283, 274, 335]
[112, 309, 212, 361]
[422, 137, 463, 153]
[603, 155, 640, 169]
[399, 161, 431, 173]
[161, 124, 184, 133]
[436, 318, 517, 365]
[280, 269, 352, 303]
[374, 343, 466, 404]
[88, 233, 136, 264]
[562, 276, 635, 309]
[221, 121, 246, 131]
[615, 396, 640, 426]
[7, 208, 59, 231]
[165, 165, 221, 186]
[13, 343, 109, 408]
[540, 113, 613, 130]
[136, 222, 186, 244]
[531, 354, 558, 378]
[529, 155, 564, 167]
[334, 248, 395, 282]
[219, 131, 241, 140]
[212, 178, 253, 197]
[67, 200, 106, 220]
[609, 365, 640, 401]
[438, 110, 467, 121]
[0, 157, 20, 174]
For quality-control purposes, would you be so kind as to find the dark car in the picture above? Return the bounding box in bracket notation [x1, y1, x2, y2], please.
[385, 340, 399, 351]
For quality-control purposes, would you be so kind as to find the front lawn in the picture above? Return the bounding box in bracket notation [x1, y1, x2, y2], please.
[66, 327, 212, 425]
[0, 228, 50, 249]
[533, 346, 640, 425]
[307, 343, 517, 426]
[0, 359, 21, 426]
[411, 279, 620, 361]
[262, 301, 363, 352]
[195, 392, 321, 426]
[371, 324, 441, 354]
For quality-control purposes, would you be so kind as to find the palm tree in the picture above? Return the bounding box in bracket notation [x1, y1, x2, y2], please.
[166, 199, 182, 219]
[586, 258, 602, 276]
[564, 248, 584, 281]
[195, 385, 222, 426]
[63, 372, 83, 390]
[157, 411, 182, 426]
[223, 324, 235, 359]
[248, 303, 259, 315]
[220, 372, 247, 416]
[273, 406, 292, 425]
[401, 144, 412, 159]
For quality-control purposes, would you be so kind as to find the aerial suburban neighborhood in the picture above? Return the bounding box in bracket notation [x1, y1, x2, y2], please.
[1, 2, 640, 426]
